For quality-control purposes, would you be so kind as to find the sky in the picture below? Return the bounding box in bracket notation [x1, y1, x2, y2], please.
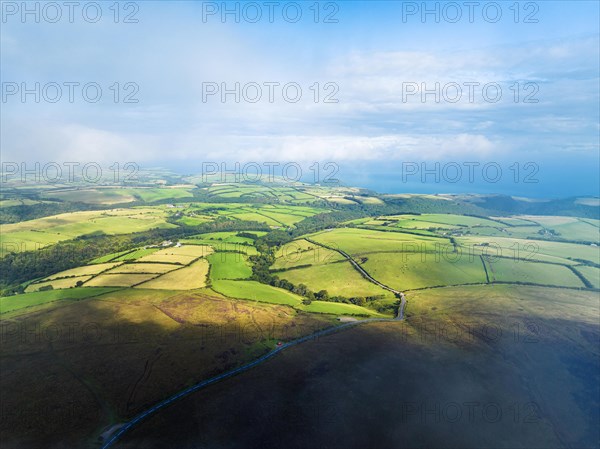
[1, 1, 599, 197]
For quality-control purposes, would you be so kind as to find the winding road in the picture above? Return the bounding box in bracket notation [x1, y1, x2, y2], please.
[100, 317, 397, 448]
[304, 238, 407, 319]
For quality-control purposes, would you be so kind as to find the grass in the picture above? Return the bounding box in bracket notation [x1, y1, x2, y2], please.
[42, 187, 194, 204]
[84, 273, 158, 287]
[136, 259, 210, 290]
[106, 263, 180, 274]
[361, 252, 488, 291]
[575, 265, 600, 288]
[25, 275, 94, 292]
[43, 262, 123, 279]
[297, 300, 384, 316]
[114, 247, 161, 261]
[0, 287, 118, 314]
[458, 236, 600, 265]
[40, 188, 137, 205]
[486, 258, 585, 287]
[0, 289, 334, 448]
[275, 262, 393, 298]
[211, 280, 303, 306]
[193, 231, 266, 244]
[91, 250, 134, 264]
[207, 253, 253, 280]
[309, 228, 442, 256]
[180, 239, 258, 255]
[272, 239, 344, 269]
[0, 208, 176, 254]
[122, 285, 600, 449]
[137, 245, 213, 264]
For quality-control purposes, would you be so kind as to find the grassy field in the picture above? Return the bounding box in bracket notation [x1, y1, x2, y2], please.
[210, 279, 382, 316]
[309, 228, 442, 256]
[575, 265, 600, 288]
[24, 275, 94, 292]
[207, 253, 253, 280]
[211, 280, 303, 306]
[113, 247, 161, 262]
[385, 213, 503, 227]
[40, 188, 137, 204]
[137, 245, 213, 264]
[0, 208, 176, 254]
[136, 259, 210, 290]
[180, 239, 258, 255]
[91, 250, 135, 264]
[40, 187, 194, 204]
[0, 287, 118, 314]
[84, 273, 158, 287]
[486, 258, 585, 287]
[275, 261, 394, 298]
[362, 252, 488, 290]
[44, 262, 123, 279]
[272, 239, 344, 269]
[106, 263, 180, 274]
[458, 236, 600, 265]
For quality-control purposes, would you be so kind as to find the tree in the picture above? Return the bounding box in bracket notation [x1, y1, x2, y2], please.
[316, 290, 329, 301]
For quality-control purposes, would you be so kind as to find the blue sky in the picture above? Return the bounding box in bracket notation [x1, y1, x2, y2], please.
[1, 1, 599, 196]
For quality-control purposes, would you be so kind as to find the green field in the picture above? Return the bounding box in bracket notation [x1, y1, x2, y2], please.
[361, 252, 488, 290]
[275, 261, 393, 298]
[113, 247, 161, 261]
[309, 228, 442, 256]
[180, 239, 258, 255]
[41, 187, 194, 204]
[0, 287, 118, 314]
[575, 265, 600, 288]
[211, 280, 303, 306]
[458, 236, 600, 265]
[137, 245, 212, 264]
[486, 258, 585, 287]
[207, 253, 253, 280]
[0, 208, 176, 254]
[272, 239, 344, 269]
[297, 300, 383, 316]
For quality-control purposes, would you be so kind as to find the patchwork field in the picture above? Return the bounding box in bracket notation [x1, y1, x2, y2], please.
[136, 259, 210, 290]
[137, 245, 213, 264]
[0, 208, 176, 254]
[44, 262, 122, 279]
[24, 275, 94, 292]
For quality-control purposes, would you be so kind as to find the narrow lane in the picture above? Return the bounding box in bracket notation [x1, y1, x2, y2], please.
[100, 317, 398, 448]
